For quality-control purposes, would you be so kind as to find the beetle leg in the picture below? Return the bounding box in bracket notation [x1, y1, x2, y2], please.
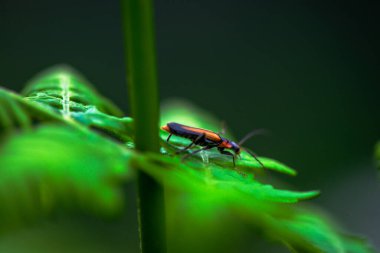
[217, 147, 236, 167]
[166, 133, 172, 142]
[176, 133, 206, 154]
[181, 145, 214, 161]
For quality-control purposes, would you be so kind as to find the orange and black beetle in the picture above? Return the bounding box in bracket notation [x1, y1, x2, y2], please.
[161, 122, 264, 167]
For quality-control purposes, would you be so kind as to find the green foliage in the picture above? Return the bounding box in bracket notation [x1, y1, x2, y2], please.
[156, 101, 373, 253]
[11, 65, 133, 142]
[0, 66, 134, 231]
[0, 66, 375, 252]
[0, 125, 132, 231]
[22, 65, 123, 117]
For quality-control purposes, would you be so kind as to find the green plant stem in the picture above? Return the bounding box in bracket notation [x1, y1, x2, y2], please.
[121, 0, 166, 253]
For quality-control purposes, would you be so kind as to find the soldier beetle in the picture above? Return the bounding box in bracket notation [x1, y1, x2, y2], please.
[161, 122, 265, 167]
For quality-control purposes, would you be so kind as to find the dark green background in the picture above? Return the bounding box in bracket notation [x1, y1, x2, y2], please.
[1, 0, 379, 251]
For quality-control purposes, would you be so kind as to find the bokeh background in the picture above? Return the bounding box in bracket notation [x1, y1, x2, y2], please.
[0, 0, 379, 252]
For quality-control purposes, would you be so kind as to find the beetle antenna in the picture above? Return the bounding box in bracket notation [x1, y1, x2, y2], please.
[238, 129, 269, 146]
[244, 148, 265, 168]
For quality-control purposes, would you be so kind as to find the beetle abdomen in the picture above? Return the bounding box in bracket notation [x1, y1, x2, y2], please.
[163, 122, 222, 145]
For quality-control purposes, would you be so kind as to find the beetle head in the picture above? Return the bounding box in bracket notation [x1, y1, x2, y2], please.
[230, 141, 241, 155]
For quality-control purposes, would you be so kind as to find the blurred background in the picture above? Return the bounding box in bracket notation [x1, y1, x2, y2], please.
[0, 0, 379, 252]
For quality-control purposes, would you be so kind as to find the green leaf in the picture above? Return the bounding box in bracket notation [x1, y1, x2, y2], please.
[341, 236, 375, 253]
[155, 100, 373, 253]
[22, 65, 123, 117]
[160, 99, 297, 176]
[275, 210, 374, 253]
[133, 153, 372, 253]
[0, 88, 65, 132]
[0, 89, 32, 134]
[23, 65, 134, 141]
[0, 66, 136, 233]
[0, 124, 132, 232]
[0, 66, 134, 142]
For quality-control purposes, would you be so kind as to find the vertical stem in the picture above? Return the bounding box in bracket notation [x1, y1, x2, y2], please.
[121, 0, 166, 253]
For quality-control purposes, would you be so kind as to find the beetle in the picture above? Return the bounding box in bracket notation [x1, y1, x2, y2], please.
[161, 122, 264, 167]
